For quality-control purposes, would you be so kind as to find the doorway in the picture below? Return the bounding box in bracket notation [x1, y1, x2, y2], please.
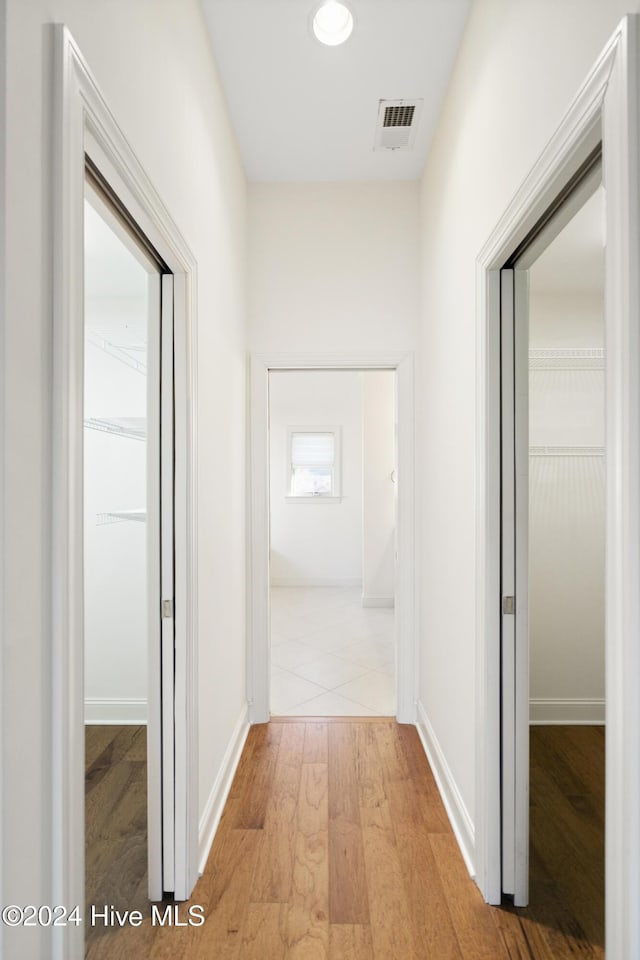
[499, 178, 605, 949]
[83, 176, 173, 922]
[267, 369, 396, 716]
[249, 352, 416, 725]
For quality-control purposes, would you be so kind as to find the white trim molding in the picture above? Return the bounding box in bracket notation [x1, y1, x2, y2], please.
[84, 698, 148, 725]
[53, 24, 199, 957]
[249, 352, 416, 725]
[529, 698, 605, 725]
[475, 16, 640, 957]
[416, 701, 475, 877]
[198, 704, 250, 875]
[361, 596, 395, 609]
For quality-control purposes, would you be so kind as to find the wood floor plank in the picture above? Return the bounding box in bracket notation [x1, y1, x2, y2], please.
[372, 721, 410, 782]
[520, 727, 604, 958]
[251, 722, 306, 902]
[386, 796, 462, 960]
[528, 805, 602, 948]
[430, 833, 510, 960]
[489, 908, 537, 960]
[354, 724, 387, 809]
[375, 724, 463, 959]
[86, 921, 157, 960]
[328, 724, 369, 925]
[396, 723, 452, 834]
[329, 924, 374, 959]
[176, 827, 262, 960]
[85, 725, 127, 769]
[531, 762, 603, 891]
[304, 722, 329, 763]
[533, 726, 605, 824]
[240, 903, 287, 960]
[282, 763, 329, 958]
[530, 727, 594, 804]
[230, 722, 283, 829]
[355, 723, 418, 960]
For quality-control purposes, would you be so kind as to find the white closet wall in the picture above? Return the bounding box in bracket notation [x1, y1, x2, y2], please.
[84, 283, 150, 724]
[528, 291, 605, 724]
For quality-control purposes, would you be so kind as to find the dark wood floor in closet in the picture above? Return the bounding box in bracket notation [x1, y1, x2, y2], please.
[513, 724, 605, 958]
[84, 721, 604, 959]
[85, 724, 148, 955]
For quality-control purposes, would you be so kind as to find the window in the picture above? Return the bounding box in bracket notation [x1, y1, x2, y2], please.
[287, 426, 341, 500]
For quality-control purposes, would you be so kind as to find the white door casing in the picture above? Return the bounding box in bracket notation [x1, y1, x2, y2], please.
[248, 353, 416, 725]
[476, 16, 640, 958]
[52, 25, 199, 958]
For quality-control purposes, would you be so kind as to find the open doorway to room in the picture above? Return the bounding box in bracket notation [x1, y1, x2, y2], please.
[525, 186, 605, 948]
[268, 370, 396, 716]
[83, 176, 171, 931]
[499, 175, 605, 952]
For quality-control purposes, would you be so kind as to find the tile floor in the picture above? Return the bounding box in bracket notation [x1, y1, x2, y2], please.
[270, 586, 395, 716]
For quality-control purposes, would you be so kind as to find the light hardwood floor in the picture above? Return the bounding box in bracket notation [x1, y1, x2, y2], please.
[84, 721, 604, 959]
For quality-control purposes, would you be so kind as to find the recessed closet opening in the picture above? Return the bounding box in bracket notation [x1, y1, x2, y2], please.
[83, 173, 172, 938]
[499, 164, 605, 951]
[268, 369, 397, 717]
[526, 186, 605, 948]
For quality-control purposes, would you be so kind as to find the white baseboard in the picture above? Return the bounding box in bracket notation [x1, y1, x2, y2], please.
[198, 703, 250, 875]
[530, 698, 605, 725]
[84, 698, 147, 725]
[270, 577, 362, 588]
[415, 700, 475, 877]
[361, 596, 395, 608]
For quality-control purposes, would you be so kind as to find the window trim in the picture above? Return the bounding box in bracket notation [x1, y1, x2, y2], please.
[285, 424, 342, 502]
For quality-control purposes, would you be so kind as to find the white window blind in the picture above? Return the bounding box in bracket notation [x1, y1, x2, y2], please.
[291, 432, 335, 465]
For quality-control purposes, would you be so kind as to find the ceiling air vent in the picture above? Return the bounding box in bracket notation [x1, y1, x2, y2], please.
[374, 99, 423, 152]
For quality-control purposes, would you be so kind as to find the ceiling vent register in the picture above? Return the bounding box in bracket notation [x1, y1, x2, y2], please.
[374, 98, 423, 151]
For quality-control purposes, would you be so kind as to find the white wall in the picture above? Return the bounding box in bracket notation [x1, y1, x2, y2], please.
[362, 371, 396, 606]
[528, 294, 605, 722]
[417, 0, 640, 850]
[269, 371, 363, 586]
[84, 298, 149, 725]
[3, 1, 247, 947]
[248, 182, 419, 354]
[529, 293, 604, 349]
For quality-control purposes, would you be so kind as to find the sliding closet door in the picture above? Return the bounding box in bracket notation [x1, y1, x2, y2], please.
[160, 273, 175, 894]
[500, 267, 530, 906]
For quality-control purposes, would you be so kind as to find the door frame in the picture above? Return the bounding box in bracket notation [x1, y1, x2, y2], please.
[249, 352, 416, 724]
[475, 14, 640, 957]
[52, 25, 199, 958]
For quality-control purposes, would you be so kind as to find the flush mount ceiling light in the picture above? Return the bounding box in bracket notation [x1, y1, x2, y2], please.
[312, 1, 354, 46]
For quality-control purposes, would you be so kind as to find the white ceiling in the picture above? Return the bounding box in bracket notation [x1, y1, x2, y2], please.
[530, 187, 605, 297]
[201, 0, 471, 182]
